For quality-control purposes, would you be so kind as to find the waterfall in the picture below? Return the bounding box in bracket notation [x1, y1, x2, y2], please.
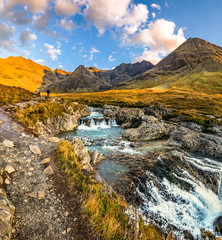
[137, 155, 222, 238]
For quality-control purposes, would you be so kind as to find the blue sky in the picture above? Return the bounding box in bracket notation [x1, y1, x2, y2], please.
[0, 0, 221, 71]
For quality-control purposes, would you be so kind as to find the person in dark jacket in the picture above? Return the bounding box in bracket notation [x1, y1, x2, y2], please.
[47, 89, 50, 97]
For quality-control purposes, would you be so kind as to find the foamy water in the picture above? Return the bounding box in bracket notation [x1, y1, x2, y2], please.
[137, 155, 222, 238]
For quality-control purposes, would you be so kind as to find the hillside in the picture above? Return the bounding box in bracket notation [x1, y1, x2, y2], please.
[118, 38, 222, 93]
[0, 57, 53, 92]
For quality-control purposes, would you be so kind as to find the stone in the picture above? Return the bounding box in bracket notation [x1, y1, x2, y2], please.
[47, 137, 60, 143]
[28, 167, 34, 172]
[0, 176, 3, 186]
[0, 188, 15, 240]
[11, 122, 24, 133]
[3, 140, 14, 148]
[29, 145, 41, 155]
[44, 166, 54, 175]
[29, 191, 46, 200]
[5, 179, 10, 185]
[90, 150, 99, 164]
[0, 121, 4, 125]
[41, 158, 51, 164]
[4, 165, 15, 174]
[64, 211, 69, 217]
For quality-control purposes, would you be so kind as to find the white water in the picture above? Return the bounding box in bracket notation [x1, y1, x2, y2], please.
[78, 118, 112, 130]
[137, 155, 222, 238]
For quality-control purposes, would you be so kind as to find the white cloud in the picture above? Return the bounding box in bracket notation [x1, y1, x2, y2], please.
[55, 0, 80, 16]
[82, 54, 87, 58]
[20, 29, 37, 46]
[165, 2, 169, 8]
[133, 48, 161, 64]
[23, 50, 30, 56]
[0, 23, 15, 51]
[151, 3, 161, 11]
[34, 12, 51, 31]
[57, 18, 74, 31]
[89, 46, 100, 60]
[35, 59, 45, 64]
[2, 0, 48, 13]
[152, 12, 156, 19]
[58, 64, 63, 68]
[44, 43, 61, 60]
[83, 0, 148, 35]
[108, 55, 116, 62]
[130, 19, 186, 64]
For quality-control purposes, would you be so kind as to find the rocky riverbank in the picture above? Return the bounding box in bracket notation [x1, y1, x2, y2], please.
[103, 105, 222, 159]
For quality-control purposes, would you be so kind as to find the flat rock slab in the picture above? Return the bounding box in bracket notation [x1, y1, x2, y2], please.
[29, 191, 46, 200]
[41, 158, 51, 164]
[47, 137, 60, 143]
[3, 140, 14, 148]
[44, 166, 54, 175]
[4, 165, 16, 174]
[29, 145, 41, 155]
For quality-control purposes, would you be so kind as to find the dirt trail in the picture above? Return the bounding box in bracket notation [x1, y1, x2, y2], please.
[0, 105, 98, 240]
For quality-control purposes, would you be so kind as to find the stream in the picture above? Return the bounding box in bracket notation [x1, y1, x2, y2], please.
[59, 108, 222, 239]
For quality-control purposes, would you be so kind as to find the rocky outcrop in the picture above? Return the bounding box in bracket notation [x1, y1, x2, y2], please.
[0, 170, 15, 240]
[35, 104, 90, 137]
[123, 116, 176, 141]
[167, 126, 222, 158]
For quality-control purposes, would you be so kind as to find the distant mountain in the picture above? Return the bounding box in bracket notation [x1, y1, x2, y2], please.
[118, 38, 222, 93]
[45, 60, 154, 92]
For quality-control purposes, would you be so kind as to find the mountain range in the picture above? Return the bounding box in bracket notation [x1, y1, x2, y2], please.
[0, 37, 222, 94]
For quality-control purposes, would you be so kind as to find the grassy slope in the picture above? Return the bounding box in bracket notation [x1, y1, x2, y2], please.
[57, 140, 164, 240]
[53, 88, 222, 117]
[0, 56, 52, 92]
[0, 84, 33, 105]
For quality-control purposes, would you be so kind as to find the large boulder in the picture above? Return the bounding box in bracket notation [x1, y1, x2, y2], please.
[72, 137, 92, 171]
[167, 126, 222, 158]
[123, 119, 175, 141]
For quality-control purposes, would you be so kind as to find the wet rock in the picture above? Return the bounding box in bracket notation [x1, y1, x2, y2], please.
[0, 188, 15, 240]
[123, 121, 175, 141]
[4, 165, 16, 174]
[41, 158, 51, 164]
[214, 216, 222, 234]
[3, 140, 14, 148]
[29, 145, 41, 155]
[44, 166, 54, 175]
[90, 150, 99, 164]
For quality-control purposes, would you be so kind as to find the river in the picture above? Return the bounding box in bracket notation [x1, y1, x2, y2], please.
[59, 108, 222, 239]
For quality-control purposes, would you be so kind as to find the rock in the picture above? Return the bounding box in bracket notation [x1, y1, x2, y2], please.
[0, 176, 3, 186]
[72, 137, 92, 171]
[123, 121, 175, 141]
[0, 121, 4, 125]
[4, 165, 15, 174]
[3, 140, 14, 148]
[11, 122, 24, 133]
[29, 191, 46, 200]
[90, 150, 99, 164]
[47, 137, 60, 143]
[5, 179, 10, 185]
[0, 188, 15, 240]
[28, 167, 34, 172]
[44, 166, 54, 175]
[29, 145, 41, 155]
[41, 158, 51, 164]
[214, 216, 222, 234]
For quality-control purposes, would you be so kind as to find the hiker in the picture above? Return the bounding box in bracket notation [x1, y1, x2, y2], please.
[47, 89, 50, 97]
[37, 88, 40, 96]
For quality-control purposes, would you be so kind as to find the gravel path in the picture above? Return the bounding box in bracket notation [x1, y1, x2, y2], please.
[0, 106, 98, 240]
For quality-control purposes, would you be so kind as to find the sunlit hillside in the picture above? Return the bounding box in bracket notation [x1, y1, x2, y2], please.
[0, 57, 53, 92]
